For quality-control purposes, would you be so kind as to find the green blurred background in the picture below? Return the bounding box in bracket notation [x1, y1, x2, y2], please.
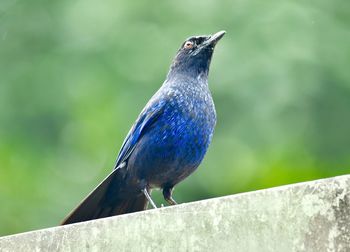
[1, 0, 349, 236]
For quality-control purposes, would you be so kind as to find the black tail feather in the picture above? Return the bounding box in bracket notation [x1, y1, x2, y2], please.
[61, 169, 148, 225]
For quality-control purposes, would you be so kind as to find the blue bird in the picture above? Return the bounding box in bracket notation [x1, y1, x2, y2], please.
[62, 31, 226, 224]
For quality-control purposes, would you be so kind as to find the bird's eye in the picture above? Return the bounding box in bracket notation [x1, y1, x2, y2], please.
[184, 41, 194, 49]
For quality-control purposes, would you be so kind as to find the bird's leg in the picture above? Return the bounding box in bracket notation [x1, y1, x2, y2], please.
[141, 188, 157, 209]
[163, 186, 177, 205]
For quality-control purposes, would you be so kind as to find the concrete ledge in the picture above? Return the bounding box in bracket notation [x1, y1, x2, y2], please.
[1, 175, 350, 252]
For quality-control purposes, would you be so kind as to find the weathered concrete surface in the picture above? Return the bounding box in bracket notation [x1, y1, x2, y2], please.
[1, 175, 350, 252]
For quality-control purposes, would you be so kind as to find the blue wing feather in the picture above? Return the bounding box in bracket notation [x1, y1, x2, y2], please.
[114, 98, 165, 169]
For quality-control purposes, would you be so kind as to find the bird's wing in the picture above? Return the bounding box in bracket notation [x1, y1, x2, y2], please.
[62, 98, 166, 225]
[114, 98, 165, 169]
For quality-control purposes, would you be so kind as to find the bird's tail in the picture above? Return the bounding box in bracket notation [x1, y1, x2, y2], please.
[61, 169, 149, 225]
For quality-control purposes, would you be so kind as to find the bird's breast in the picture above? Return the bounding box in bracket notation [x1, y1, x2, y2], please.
[128, 84, 216, 187]
[153, 90, 216, 163]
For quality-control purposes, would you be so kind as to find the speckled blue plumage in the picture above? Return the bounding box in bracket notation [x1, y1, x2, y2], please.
[122, 73, 216, 189]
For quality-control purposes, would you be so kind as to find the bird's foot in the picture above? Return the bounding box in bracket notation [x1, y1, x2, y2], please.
[141, 188, 157, 209]
[163, 186, 178, 206]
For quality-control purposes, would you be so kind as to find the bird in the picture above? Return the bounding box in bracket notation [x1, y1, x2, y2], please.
[61, 30, 226, 225]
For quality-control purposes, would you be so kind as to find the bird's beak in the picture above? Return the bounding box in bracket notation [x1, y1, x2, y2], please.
[192, 30, 226, 56]
[203, 30, 226, 47]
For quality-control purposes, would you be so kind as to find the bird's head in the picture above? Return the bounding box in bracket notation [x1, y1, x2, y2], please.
[168, 30, 226, 79]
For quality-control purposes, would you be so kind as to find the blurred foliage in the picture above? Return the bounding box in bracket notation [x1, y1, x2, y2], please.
[0, 0, 349, 236]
